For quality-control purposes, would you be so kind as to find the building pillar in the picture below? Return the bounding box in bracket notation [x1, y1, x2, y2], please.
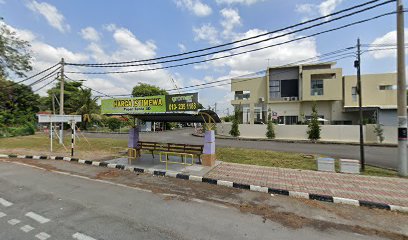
[202, 130, 216, 167]
[128, 126, 140, 158]
[249, 103, 255, 124]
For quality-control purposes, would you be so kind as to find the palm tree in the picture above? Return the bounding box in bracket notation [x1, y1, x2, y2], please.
[73, 88, 100, 130]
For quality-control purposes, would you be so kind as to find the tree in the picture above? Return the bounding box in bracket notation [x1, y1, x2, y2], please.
[266, 113, 275, 139]
[373, 124, 385, 143]
[72, 88, 100, 130]
[0, 77, 40, 126]
[307, 103, 321, 141]
[229, 107, 240, 137]
[132, 83, 168, 97]
[106, 117, 121, 132]
[0, 21, 32, 78]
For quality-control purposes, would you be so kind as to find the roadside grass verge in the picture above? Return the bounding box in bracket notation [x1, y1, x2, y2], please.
[216, 147, 399, 178]
[0, 134, 400, 178]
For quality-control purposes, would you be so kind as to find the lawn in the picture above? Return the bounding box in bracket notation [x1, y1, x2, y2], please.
[0, 134, 400, 178]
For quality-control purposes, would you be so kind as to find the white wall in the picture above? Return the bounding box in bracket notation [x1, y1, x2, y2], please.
[216, 123, 398, 144]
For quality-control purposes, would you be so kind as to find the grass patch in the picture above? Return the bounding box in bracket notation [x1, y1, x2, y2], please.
[0, 134, 401, 178]
[216, 147, 317, 170]
[216, 147, 400, 178]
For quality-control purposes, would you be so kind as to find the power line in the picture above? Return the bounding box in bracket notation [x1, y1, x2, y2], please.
[63, 75, 115, 99]
[66, 11, 398, 75]
[65, 0, 388, 67]
[28, 67, 61, 87]
[91, 46, 357, 98]
[1, 63, 60, 89]
[175, 46, 399, 93]
[33, 76, 58, 93]
[66, 0, 392, 69]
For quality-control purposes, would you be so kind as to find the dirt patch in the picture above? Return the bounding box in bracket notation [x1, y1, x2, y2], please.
[95, 169, 123, 179]
[237, 202, 408, 240]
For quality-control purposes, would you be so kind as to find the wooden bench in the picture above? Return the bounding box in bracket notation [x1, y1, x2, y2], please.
[136, 141, 204, 163]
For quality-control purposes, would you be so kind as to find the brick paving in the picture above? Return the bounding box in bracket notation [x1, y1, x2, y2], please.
[204, 162, 408, 207]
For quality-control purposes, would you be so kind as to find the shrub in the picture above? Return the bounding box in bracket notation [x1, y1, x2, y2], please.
[106, 117, 122, 132]
[307, 103, 321, 141]
[266, 113, 275, 139]
[373, 124, 385, 143]
[229, 107, 240, 137]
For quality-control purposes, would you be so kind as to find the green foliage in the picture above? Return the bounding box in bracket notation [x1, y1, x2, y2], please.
[307, 103, 321, 141]
[229, 107, 240, 137]
[266, 113, 275, 139]
[106, 117, 122, 132]
[44, 81, 100, 129]
[0, 122, 35, 137]
[0, 21, 32, 78]
[132, 83, 168, 97]
[373, 124, 385, 143]
[0, 78, 40, 125]
[222, 115, 233, 122]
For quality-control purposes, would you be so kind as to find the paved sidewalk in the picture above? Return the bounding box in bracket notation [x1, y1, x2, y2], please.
[205, 163, 408, 207]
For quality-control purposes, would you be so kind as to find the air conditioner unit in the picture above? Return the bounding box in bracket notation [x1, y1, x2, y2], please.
[290, 97, 298, 101]
[259, 97, 265, 102]
[283, 97, 290, 101]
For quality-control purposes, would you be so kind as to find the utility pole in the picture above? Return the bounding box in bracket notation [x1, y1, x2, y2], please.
[397, 0, 407, 176]
[214, 102, 217, 113]
[354, 38, 365, 172]
[59, 58, 65, 144]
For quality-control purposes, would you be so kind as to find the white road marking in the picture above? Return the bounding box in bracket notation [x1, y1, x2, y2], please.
[0, 197, 13, 207]
[20, 224, 35, 232]
[35, 232, 51, 240]
[25, 212, 50, 224]
[0, 212, 6, 218]
[72, 232, 98, 240]
[8, 218, 21, 225]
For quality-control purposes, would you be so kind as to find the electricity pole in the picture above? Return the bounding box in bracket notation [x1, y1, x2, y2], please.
[59, 58, 65, 144]
[397, 0, 407, 176]
[355, 38, 365, 172]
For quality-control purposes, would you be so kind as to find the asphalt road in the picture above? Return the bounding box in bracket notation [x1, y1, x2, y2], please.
[1, 159, 403, 240]
[85, 129, 401, 170]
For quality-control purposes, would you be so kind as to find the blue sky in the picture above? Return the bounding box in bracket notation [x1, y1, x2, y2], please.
[1, 0, 406, 115]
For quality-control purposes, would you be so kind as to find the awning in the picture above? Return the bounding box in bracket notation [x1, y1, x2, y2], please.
[105, 110, 221, 123]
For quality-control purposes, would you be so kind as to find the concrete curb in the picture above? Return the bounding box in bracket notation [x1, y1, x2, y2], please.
[191, 133, 398, 148]
[4, 154, 408, 213]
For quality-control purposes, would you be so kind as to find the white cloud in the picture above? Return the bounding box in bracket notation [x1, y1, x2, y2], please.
[26, 0, 70, 33]
[208, 28, 318, 74]
[0, 0, 6, 4]
[193, 23, 221, 45]
[178, 43, 187, 52]
[319, 0, 343, 16]
[174, 0, 212, 17]
[368, 29, 408, 59]
[80, 27, 100, 42]
[220, 8, 241, 38]
[295, 3, 314, 15]
[295, 0, 342, 18]
[216, 0, 263, 5]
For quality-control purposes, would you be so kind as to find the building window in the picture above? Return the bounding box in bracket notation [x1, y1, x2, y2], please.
[379, 85, 395, 90]
[270, 80, 280, 99]
[351, 87, 357, 102]
[311, 79, 323, 96]
[235, 91, 250, 100]
[277, 116, 298, 125]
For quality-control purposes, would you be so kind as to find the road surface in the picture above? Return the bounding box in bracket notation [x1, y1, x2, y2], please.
[1, 158, 407, 239]
[85, 129, 400, 170]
